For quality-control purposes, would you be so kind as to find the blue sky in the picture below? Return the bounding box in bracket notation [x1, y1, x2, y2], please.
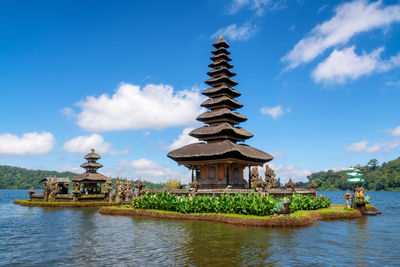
[1, 0, 400, 183]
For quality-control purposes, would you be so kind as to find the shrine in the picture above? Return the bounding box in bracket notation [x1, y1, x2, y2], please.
[168, 36, 273, 189]
[71, 148, 108, 194]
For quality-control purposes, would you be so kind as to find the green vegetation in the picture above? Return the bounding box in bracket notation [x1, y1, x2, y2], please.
[0, 165, 165, 189]
[305, 157, 400, 191]
[130, 192, 330, 216]
[290, 194, 330, 211]
[0, 165, 76, 189]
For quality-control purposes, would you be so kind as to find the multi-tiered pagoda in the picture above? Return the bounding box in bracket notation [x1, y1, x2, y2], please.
[168, 36, 273, 189]
[72, 148, 108, 194]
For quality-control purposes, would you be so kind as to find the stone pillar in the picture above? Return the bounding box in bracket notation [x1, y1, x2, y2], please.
[28, 187, 35, 201]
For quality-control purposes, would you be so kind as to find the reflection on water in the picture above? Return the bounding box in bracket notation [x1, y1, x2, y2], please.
[1, 190, 400, 266]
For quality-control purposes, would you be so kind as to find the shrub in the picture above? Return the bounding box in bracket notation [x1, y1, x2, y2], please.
[290, 194, 330, 212]
[165, 179, 182, 189]
[131, 192, 278, 216]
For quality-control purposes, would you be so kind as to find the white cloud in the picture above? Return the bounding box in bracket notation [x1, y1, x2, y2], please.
[212, 22, 258, 41]
[229, 0, 285, 16]
[60, 163, 81, 174]
[312, 46, 400, 84]
[386, 80, 400, 87]
[283, 0, 400, 69]
[74, 83, 204, 132]
[269, 163, 312, 183]
[385, 126, 400, 137]
[0, 132, 55, 157]
[63, 134, 129, 156]
[111, 159, 190, 183]
[61, 107, 75, 118]
[166, 128, 198, 150]
[260, 105, 290, 119]
[346, 139, 399, 153]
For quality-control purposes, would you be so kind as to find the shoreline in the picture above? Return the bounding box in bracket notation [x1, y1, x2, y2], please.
[14, 199, 121, 208]
[99, 205, 366, 227]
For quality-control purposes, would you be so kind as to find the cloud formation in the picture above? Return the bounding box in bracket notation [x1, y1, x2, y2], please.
[229, 0, 285, 16]
[74, 83, 204, 132]
[282, 0, 400, 70]
[212, 22, 258, 41]
[312, 46, 400, 84]
[0, 132, 55, 156]
[111, 159, 190, 183]
[166, 128, 198, 150]
[63, 134, 129, 156]
[346, 139, 399, 153]
[260, 105, 290, 119]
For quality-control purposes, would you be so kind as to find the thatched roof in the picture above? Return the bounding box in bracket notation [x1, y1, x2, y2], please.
[168, 140, 273, 164]
[80, 162, 103, 169]
[205, 75, 238, 87]
[71, 172, 108, 183]
[202, 85, 241, 98]
[84, 148, 101, 160]
[210, 54, 232, 62]
[201, 96, 243, 110]
[196, 108, 247, 123]
[212, 47, 230, 55]
[213, 36, 230, 48]
[39, 177, 71, 184]
[190, 123, 253, 141]
[208, 61, 233, 69]
[207, 68, 236, 78]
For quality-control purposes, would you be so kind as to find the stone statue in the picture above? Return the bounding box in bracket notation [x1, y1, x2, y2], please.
[285, 178, 296, 195]
[250, 167, 260, 188]
[265, 164, 277, 189]
[310, 180, 318, 190]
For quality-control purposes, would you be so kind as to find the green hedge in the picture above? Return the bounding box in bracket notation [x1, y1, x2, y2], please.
[131, 192, 331, 216]
[290, 194, 331, 211]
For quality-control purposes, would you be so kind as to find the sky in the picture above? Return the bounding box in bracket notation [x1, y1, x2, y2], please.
[1, 0, 400, 183]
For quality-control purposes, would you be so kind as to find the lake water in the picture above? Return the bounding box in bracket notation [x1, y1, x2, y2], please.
[1, 190, 399, 266]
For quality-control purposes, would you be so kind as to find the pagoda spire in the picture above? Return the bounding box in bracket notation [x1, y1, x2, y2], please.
[189, 36, 252, 143]
[80, 148, 103, 174]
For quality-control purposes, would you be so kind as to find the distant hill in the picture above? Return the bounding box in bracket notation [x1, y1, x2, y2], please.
[0, 165, 165, 190]
[305, 157, 400, 191]
[0, 165, 77, 189]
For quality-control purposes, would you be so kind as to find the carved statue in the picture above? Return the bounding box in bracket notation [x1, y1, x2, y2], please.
[265, 164, 277, 189]
[250, 167, 260, 188]
[285, 177, 296, 194]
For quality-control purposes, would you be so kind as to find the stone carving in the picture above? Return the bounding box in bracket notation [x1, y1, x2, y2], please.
[285, 178, 296, 195]
[265, 164, 277, 189]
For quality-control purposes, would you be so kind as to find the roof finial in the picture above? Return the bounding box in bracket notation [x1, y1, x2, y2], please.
[91, 148, 95, 153]
[219, 35, 223, 40]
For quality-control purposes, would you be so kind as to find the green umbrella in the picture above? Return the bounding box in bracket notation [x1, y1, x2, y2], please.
[346, 172, 363, 178]
[346, 177, 366, 184]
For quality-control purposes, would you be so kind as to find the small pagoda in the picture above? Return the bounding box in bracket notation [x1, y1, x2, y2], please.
[168, 36, 273, 189]
[71, 148, 108, 194]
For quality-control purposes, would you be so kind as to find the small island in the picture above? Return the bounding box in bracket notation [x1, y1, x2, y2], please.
[14, 36, 380, 228]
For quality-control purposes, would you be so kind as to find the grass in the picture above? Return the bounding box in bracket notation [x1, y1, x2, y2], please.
[14, 199, 120, 208]
[99, 204, 365, 228]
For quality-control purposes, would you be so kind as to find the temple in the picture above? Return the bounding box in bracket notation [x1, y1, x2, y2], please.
[71, 148, 108, 194]
[168, 36, 273, 189]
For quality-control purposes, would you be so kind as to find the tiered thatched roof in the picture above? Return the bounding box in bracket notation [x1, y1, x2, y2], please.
[168, 36, 273, 166]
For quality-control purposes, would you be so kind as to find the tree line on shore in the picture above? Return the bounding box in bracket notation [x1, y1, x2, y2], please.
[0, 165, 164, 190]
[1, 157, 400, 191]
[304, 157, 400, 191]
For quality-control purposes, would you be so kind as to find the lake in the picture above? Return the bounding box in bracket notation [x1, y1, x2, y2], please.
[1, 190, 399, 266]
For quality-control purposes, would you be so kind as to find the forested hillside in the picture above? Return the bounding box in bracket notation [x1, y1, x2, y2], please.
[306, 157, 400, 191]
[0, 165, 165, 189]
[0, 165, 77, 189]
